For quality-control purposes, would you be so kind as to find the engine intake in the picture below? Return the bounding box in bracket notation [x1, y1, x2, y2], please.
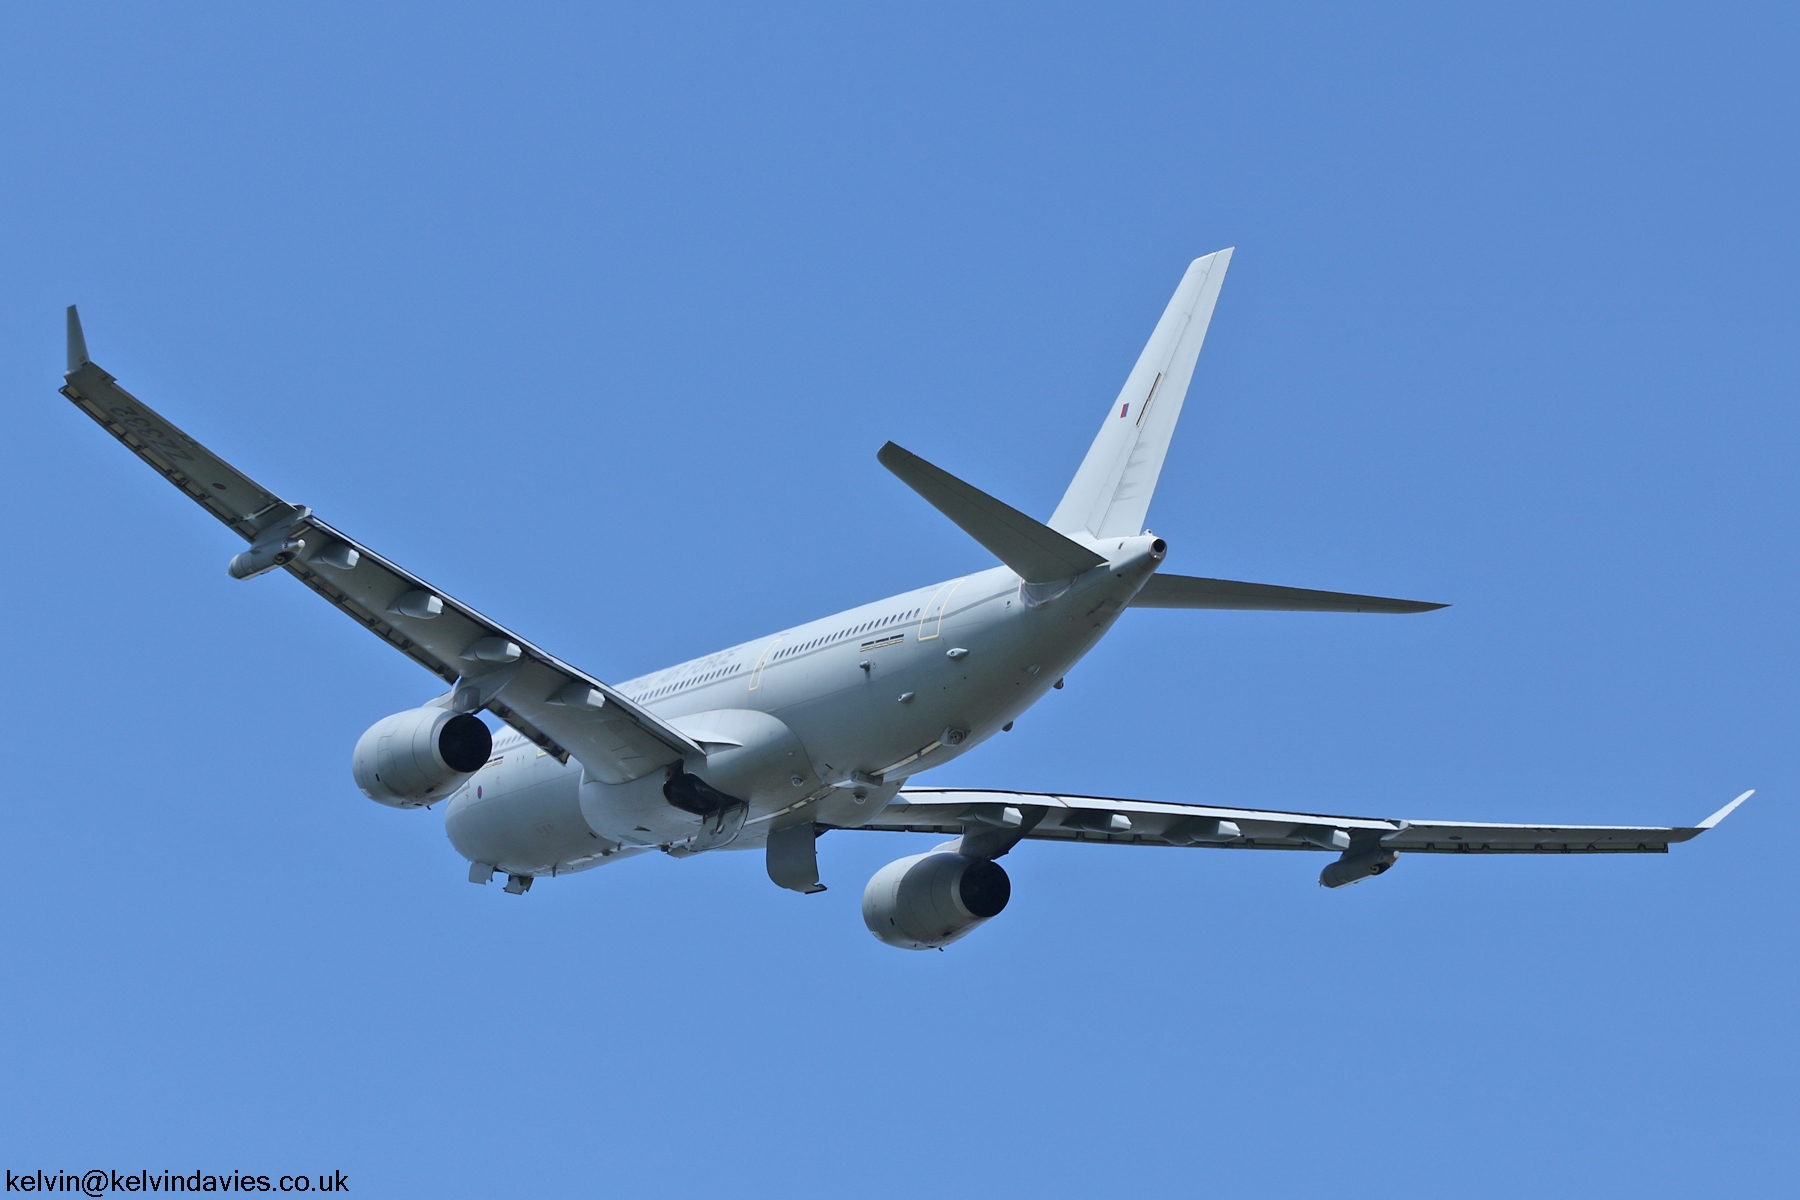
[862, 851, 1011, 950]
[352, 707, 493, 808]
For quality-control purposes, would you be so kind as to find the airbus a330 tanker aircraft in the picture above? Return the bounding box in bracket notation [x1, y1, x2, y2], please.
[57, 250, 1750, 949]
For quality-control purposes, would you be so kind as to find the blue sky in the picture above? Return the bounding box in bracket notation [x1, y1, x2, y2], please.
[2, 3, 1795, 1195]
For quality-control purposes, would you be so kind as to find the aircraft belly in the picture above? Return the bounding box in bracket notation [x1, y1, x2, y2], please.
[577, 770, 701, 849]
[444, 754, 625, 877]
[571, 567, 1144, 851]
[775, 582, 1102, 788]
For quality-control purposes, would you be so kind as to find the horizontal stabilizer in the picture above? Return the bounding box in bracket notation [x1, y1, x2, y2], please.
[879, 442, 1106, 584]
[1132, 573, 1446, 614]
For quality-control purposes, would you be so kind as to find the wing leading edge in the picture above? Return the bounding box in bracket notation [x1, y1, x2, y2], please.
[58, 307, 702, 784]
[839, 787, 1753, 886]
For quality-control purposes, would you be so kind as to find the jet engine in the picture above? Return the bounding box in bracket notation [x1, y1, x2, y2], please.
[861, 851, 1011, 950]
[352, 707, 493, 807]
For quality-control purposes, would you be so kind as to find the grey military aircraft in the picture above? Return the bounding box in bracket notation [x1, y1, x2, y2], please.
[58, 250, 1750, 949]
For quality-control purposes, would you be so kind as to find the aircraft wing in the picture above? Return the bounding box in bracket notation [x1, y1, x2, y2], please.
[58, 309, 701, 784]
[842, 786, 1752, 883]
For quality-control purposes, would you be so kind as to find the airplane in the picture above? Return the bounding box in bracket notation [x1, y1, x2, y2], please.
[56, 249, 1752, 950]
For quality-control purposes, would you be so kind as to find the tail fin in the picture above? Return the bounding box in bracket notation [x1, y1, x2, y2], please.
[1048, 249, 1232, 539]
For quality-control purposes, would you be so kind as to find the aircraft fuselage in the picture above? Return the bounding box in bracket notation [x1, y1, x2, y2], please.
[443, 535, 1166, 876]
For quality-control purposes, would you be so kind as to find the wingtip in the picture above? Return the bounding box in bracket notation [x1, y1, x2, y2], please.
[1372, 599, 1449, 613]
[1696, 789, 1755, 831]
[65, 304, 89, 373]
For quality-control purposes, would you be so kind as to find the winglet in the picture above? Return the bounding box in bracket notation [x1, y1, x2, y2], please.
[1695, 789, 1754, 831]
[66, 305, 89, 374]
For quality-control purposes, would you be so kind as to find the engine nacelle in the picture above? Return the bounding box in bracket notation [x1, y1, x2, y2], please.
[352, 707, 493, 808]
[862, 851, 1011, 950]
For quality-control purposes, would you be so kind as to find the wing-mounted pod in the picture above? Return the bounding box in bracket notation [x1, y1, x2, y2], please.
[227, 507, 312, 580]
[1319, 828, 1401, 888]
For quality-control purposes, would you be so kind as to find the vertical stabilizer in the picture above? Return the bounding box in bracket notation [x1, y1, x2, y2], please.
[1048, 249, 1232, 539]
